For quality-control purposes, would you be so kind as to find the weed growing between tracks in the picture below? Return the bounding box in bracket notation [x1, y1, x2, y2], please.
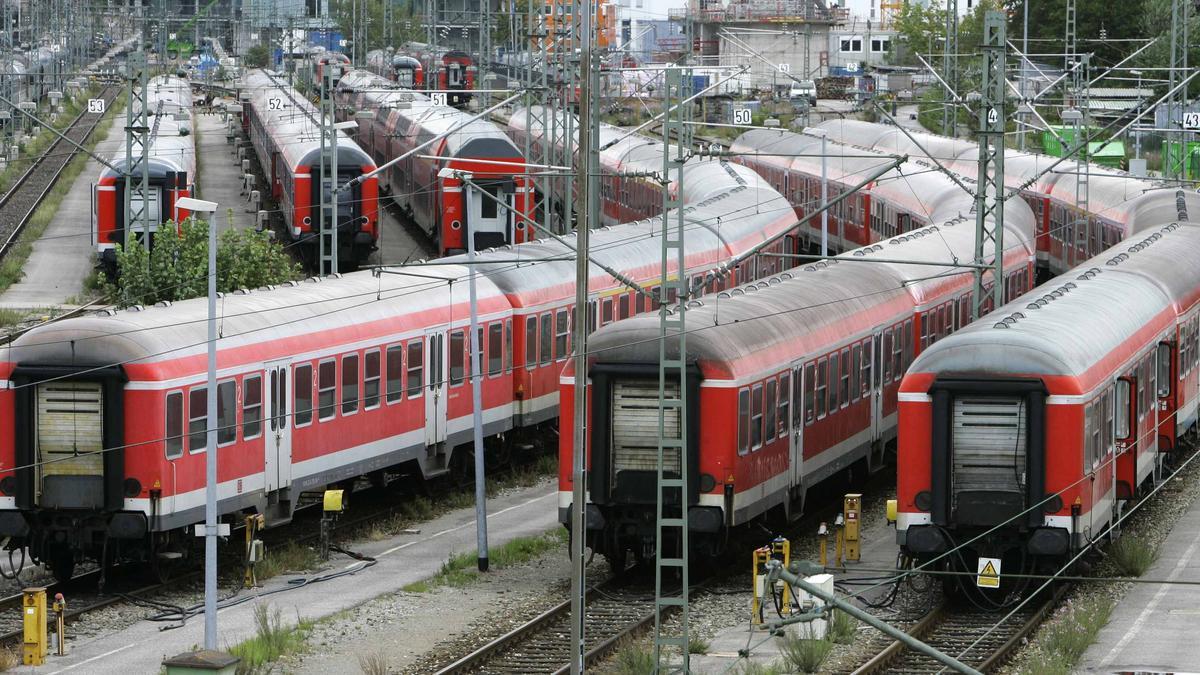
[1109, 534, 1160, 576]
[401, 528, 568, 593]
[0, 91, 126, 294]
[228, 603, 315, 675]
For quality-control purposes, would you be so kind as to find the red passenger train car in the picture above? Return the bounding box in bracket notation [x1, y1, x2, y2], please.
[241, 69, 380, 267]
[404, 42, 474, 107]
[336, 69, 532, 254]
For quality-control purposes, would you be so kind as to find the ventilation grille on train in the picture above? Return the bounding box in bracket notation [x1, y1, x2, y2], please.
[36, 382, 105, 509]
[952, 396, 1026, 508]
[610, 379, 681, 477]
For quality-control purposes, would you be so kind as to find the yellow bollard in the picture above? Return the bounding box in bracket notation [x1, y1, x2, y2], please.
[52, 593, 66, 656]
[844, 493, 862, 562]
[22, 587, 46, 666]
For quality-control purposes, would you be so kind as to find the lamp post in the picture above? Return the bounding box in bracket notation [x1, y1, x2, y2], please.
[175, 196, 221, 651]
[1130, 69, 1144, 160]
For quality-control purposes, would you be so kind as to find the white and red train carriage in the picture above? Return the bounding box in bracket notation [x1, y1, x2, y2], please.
[559, 173, 1038, 565]
[896, 210, 1200, 590]
[240, 69, 380, 267]
[0, 153, 805, 581]
[365, 49, 425, 88]
[335, 69, 534, 255]
[93, 75, 196, 274]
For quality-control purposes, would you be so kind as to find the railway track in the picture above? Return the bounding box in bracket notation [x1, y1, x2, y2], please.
[852, 587, 1066, 674]
[434, 584, 662, 675]
[0, 85, 120, 261]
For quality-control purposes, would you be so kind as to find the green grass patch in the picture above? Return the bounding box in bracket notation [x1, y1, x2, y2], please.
[253, 540, 321, 582]
[734, 661, 786, 675]
[1013, 594, 1115, 675]
[0, 90, 125, 295]
[1109, 534, 1160, 577]
[827, 607, 858, 644]
[779, 630, 833, 673]
[402, 528, 566, 593]
[0, 308, 26, 329]
[687, 637, 710, 654]
[607, 643, 656, 675]
[228, 603, 314, 674]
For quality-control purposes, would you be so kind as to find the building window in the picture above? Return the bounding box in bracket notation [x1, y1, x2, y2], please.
[871, 37, 889, 53]
[840, 37, 862, 53]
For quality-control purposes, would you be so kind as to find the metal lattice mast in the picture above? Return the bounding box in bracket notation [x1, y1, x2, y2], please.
[124, 51, 152, 260]
[318, 64, 339, 276]
[941, 0, 957, 136]
[1167, 0, 1189, 181]
[972, 11, 1005, 320]
[653, 65, 691, 673]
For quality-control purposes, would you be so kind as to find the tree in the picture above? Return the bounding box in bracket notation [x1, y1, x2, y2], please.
[1003, 0, 1149, 68]
[112, 217, 300, 308]
[891, 0, 947, 66]
[243, 43, 271, 69]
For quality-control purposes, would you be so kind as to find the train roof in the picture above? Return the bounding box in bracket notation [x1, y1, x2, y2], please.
[242, 69, 373, 171]
[6, 266, 511, 380]
[340, 68, 518, 160]
[1120, 188, 1200, 234]
[906, 226, 1200, 387]
[445, 160, 795, 308]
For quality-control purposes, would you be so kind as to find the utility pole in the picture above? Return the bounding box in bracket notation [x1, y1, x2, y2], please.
[318, 63, 339, 276]
[653, 65, 691, 673]
[124, 51, 152, 264]
[568, 0, 595, 669]
[1019, 0, 1029, 151]
[1167, 0, 1189, 181]
[972, 11, 1005, 320]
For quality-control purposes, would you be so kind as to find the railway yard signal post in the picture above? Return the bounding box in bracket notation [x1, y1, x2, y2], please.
[972, 11, 1005, 320]
[318, 64, 339, 276]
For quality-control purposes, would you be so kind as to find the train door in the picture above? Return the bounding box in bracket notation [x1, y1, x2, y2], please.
[870, 329, 884, 442]
[465, 181, 511, 250]
[425, 328, 449, 447]
[265, 360, 292, 493]
[1156, 340, 1175, 468]
[789, 361, 805, 488]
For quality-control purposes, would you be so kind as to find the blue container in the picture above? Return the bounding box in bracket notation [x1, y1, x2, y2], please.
[691, 75, 710, 93]
[307, 30, 346, 53]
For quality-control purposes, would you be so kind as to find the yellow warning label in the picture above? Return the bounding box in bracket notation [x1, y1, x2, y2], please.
[977, 557, 1001, 589]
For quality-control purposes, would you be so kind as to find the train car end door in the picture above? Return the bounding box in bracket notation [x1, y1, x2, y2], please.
[425, 328, 449, 448]
[265, 360, 292, 493]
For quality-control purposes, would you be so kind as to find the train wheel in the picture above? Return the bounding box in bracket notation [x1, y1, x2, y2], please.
[48, 545, 75, 583]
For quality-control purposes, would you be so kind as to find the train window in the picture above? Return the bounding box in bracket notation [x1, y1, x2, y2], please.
[816, 358, 828, 419]
[450, 331, 465, 386]
[920, 315, 929, 349]
[618, 294, 630, 320]
[386, 345, 404, 403]
[407, 342, 424, 398]
[829, 352, 839, 415]
[738, 388, 750, 455]
[526, 318, 537, 370]
[1115, 379, 1131, 439]
[882, 332, 893, 383]
[189, 387, 207, 453]
[803, 364, 815, 425]
[903, 320, 913, 368]
[489, 324, 504, 375]
[165, 391, 183, 459]
[892, 328, 904, 381]
[556, 310, 569, 360]
[1158, 343, 1172, 397]
[217, 380, 236, 446]
[602, 298, 613, 325]
[1103, 391, 1114, 452]
[779, 373, 790, 437]
[1090, 402, 1101, 467]
[473, 327, 484, 379]
[862, 340, 873, 396]
[1138, 361, 1147, 419]
[1084, 403, 1096, 469]
[243, 375, 263, 440]
[318, 360, 336, 421]
[850, 345, 862, 400]
[839, 349, 850, 407]
[295, 364, 313, 426]
[765, 381, 777, 443]
[343, 354, 361, 414]
[751, 383, 764, 450]
[540, 313, 553, 365]
[364, 351, 381, 409]
[505, 319, 513, 374]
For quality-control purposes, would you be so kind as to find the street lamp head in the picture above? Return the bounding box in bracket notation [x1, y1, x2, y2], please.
[333, 120, 358, 130]
[176, 197, 219, 214]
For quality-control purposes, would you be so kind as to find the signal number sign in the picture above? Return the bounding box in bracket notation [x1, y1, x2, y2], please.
[733, 108, 752, 125]
[87, 99, 105, 114]
[431, 93, 448, 107]
[268, 98, 284, 111]
[1185, 112, 1200, 130]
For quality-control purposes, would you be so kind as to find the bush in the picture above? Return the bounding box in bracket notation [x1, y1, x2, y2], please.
[112, 217, 299, 307]
[828, 608, 858, 644]
[609, 644, 655, 675]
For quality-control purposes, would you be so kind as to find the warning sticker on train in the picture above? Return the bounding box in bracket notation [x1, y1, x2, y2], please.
[977, 557, 1001, 588]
